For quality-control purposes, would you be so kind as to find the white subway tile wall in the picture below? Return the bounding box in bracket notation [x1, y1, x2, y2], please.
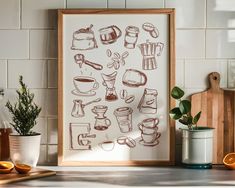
[176, 30, 205, 58]
[8, 60, 47, 88]
[30, 30, 57, 59]
[0, 0, 233, 165]
[67, 0, 107, 8]
[207, 0, 235, 28]
[0, 30, 29, 59]
[108, 0, 125, 8]
[0, 0, 20, 29]
[22, 0, 65, 29]
[0, 60, 7, 88]
[165, 0, 206, 28]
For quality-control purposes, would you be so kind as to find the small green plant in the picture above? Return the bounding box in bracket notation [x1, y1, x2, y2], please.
[169, 86, 201, 130]
[6, 76, 41, 136]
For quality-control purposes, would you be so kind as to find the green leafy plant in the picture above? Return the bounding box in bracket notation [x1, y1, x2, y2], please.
[6, 76, 41, 136]
[169, 86, 201, 130]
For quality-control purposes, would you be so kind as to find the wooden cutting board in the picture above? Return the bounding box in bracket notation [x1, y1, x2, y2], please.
[191, 72, 235, 164]
[0, 168, 56, 185]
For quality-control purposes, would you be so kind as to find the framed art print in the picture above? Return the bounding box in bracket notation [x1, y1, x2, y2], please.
[58, 9, 175, 166]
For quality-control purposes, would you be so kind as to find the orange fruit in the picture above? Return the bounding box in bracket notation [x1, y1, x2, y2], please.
[15, 163, 32, 174]
[223, 153, 235, 169]
[0, 161, 14, 174]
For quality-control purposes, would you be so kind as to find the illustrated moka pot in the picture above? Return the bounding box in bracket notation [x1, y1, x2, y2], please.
[138, 40, 164, 70]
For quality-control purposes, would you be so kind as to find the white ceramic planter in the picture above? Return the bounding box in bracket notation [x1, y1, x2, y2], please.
[9, 134, 41, 167]
[181, 127, 214, 169]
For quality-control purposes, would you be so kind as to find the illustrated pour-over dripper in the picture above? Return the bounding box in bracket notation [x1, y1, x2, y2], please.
[101, 71, 118, 101]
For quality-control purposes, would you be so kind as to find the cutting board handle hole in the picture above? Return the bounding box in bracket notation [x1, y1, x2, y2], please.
[213, 76, 217, 80]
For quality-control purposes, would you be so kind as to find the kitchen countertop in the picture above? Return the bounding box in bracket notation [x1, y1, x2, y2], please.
[2, 165, 235, 187]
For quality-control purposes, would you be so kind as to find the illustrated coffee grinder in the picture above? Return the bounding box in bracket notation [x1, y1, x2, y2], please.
[101, 71, 118, 101]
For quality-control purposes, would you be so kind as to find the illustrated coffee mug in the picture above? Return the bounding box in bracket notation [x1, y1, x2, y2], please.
[141, 132, 161, 143]
[73, 76, 99, 93]
[99, 141, 115, 151]
[138, 118, 159, 135]
[124, 26, 139, 49]
[99, 25, 122, 45]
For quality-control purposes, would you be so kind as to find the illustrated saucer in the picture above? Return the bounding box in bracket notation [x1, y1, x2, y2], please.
[139, 139, 159, 147]
[71, 89, 96, 96]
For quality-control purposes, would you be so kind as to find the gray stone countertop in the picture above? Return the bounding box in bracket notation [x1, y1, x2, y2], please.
[2, 165, 235, 188]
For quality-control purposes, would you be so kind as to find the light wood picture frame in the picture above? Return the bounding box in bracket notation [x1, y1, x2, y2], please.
[58, 9, 175, 166]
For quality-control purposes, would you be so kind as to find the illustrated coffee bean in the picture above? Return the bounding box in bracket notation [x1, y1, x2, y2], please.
[106, 49, 112, 57]
[121, 51, 129, 59]
[120, 89, 128, 99]
[125, 95, 135, 103]
[150, 28, 159, 38]
[126, 137, 136, 148]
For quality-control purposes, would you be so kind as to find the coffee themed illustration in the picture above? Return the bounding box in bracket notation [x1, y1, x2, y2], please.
[71, 98, 101, 118]
[106, 50, 129, 70]
[99, 134, 115, 151]
[70, 123, 96, 150]
[142, 22, 159, 38]
[138, 118, 161, 147]
[119, 89, 135, 104]
[74, 54, 103, 70]
[64, 15, 170, 163]
[138, 40, 164, 70]
[124, 26, 140, 49]
[92, 105, 111, 131]
[138, 88, 158, 114]
[117, 136, 136, 148]
[99, 25, 122, 45]
[101, 71, 118, 101]
[72, 76, 99, 96]
[122, 69, 147, 87]
[114, 107, 133, 133]
[71, 24, 98, 50]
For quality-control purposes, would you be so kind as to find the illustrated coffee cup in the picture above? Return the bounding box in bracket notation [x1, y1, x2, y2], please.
[141, 132, 161, 143]
[73, 76, 99, 93]
[114, 107, 133, 133]
[99, 25, 122, 45]
[124, 26, 139, 49]
[99, 141, 115, 151]
[138, 118, 159, 134]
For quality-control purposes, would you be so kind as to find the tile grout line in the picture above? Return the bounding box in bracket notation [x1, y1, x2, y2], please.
[20, 0, 22, 29]
[6, 59, 8, 89]
[183, 59, 186, 88]
[28, 30, 31, 60]
[205, 0, 207, 60]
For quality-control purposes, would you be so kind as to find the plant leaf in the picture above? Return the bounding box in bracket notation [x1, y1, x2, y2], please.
[179, 100, 191, 114]
[169, 107, 182, 120]
[179, 115, 193, 125]
[193, 111, 201, 125]
[171, 86, 184, 99]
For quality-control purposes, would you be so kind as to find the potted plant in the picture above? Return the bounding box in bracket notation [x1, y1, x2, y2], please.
[170, 86, 214, 169]
[6, 76, 41, 167]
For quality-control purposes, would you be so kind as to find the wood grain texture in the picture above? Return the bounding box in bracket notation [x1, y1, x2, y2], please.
[191, 72, 234, 164]
[57, 9, 175, 166]
[0, 168, 55, 185]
